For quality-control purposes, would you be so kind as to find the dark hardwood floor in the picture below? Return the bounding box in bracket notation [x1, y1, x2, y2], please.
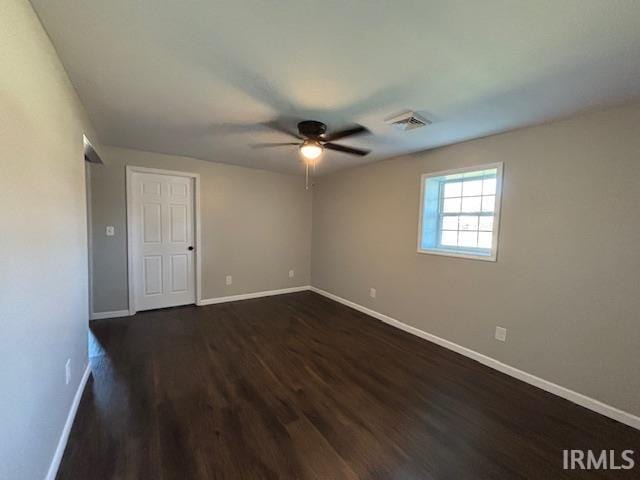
[58, 291, 639, 479]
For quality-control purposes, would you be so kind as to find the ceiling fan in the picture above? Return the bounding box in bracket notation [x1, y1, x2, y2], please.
[253, 120, 371, 161]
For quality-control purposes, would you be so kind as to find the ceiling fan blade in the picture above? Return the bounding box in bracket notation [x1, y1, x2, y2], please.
[324, 142, 370, 156]
[322, 125, 369, 142]
[261, 120, 302, 139]
[250, 142, 299, 149]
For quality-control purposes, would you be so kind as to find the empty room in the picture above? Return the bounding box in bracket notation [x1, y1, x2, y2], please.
[2, 0, 640, 478]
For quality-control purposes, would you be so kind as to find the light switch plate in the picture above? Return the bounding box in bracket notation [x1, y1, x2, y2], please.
[495, 326, 507, 342]
[106, 226, 115, 236]
[65, 358, 71, 385]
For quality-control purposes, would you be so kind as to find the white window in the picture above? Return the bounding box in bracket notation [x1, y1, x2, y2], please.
[418, 163, 503, 261]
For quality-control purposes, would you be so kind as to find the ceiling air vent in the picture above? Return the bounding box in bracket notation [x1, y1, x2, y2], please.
[385, 111, 431, 131]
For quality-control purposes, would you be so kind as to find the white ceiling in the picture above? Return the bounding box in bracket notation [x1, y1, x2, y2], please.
[31, 0, 640, 175]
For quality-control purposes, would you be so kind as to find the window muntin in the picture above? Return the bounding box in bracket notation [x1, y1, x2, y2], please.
[418, 164, 502, 260]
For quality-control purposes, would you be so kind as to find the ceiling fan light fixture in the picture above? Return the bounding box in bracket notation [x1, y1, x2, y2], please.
[299, 139, 323, 160]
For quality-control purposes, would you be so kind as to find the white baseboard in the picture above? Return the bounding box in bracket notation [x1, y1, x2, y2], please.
[45, 363, 92, 480]
[199, 285, 311, 306]
[90, 309, 130, 320]
[309, 286, 640, 431]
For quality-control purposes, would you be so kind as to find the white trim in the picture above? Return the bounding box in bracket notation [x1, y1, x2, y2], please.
[85, 159, 94, 318]
[90, 309, 131, 320]
[126, 166, 202, 315]
[200, 286, 311, 305]
[417, 247, 497, 262]
[417, 162, 503, 262]
[193, 174, 203, 307]
[309, 286, 640, 431]
[45, 363, 91, 480]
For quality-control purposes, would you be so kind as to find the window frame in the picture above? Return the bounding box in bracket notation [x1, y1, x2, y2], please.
[417, 162, 504, 262]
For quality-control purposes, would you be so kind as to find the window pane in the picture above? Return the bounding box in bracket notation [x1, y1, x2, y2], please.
[458, 215, 478, 231]
[483, 178, 496, 195]
[443, 197, 461, 213]
[443, 182, 462, 198]
[458, 231, 478, 248]
[441, 230, 458, 246]
[420, 165, 501, 258]
[461, 196, 481, 212]
[478, 231, 493, 249]
[481, 195, 495, 212]
[441, 216, 459, 230]
[479, 215, 494, 231]
[462, 180, 483, 197]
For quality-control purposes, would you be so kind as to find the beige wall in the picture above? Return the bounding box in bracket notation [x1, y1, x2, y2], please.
[312, 104, 640, 417]
[2, 6, 636, 478]
[0, 0, 99, 478]
[90, 146, 312, 312]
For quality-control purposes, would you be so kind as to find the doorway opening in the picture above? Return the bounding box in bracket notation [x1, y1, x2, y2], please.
[83, 135, 103, 357]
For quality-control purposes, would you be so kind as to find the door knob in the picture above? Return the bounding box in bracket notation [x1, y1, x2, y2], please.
[188, 246, 194, 251]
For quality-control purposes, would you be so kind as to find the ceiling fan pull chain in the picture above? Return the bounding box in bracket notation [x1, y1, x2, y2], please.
[311, 158, 317, 188]
[305, 161, 309, 190]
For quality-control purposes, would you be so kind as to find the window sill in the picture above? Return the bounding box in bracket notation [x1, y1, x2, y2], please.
[417, 247, 497, 262]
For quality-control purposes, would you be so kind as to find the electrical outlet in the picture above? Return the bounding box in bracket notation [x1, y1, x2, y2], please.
[105, 226, 115, 236]
[495, 326, 507, 342]
[369, 288, 377, 298]
[288, 269, 295, 278]
[225, 275, 233, 286]
[65, 359, 71, 385]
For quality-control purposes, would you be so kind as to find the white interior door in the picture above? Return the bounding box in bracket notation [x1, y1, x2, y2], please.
[131, 171, 195, 311]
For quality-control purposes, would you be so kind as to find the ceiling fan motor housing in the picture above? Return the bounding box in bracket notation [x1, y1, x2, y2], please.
[256, 119, 370, 157]
[298, 120, 327, 138]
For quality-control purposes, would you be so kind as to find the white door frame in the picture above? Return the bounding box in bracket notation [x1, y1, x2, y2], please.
[126, 165, 202, 315]
[84, 134, 103, 320]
